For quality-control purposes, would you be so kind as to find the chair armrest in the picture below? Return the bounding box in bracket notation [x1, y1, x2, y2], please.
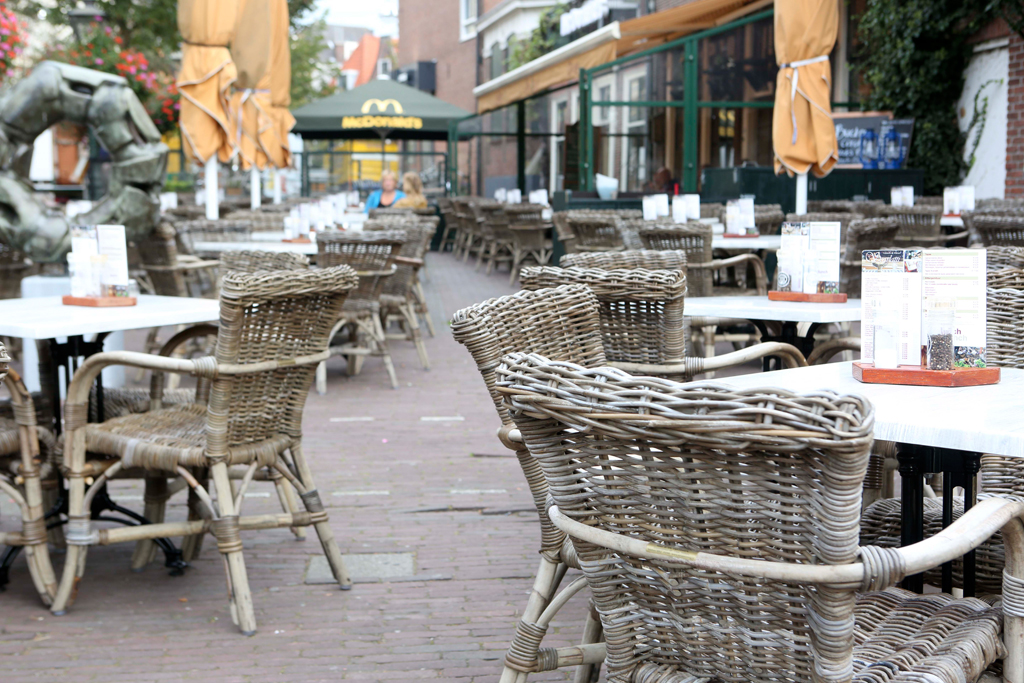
[546, 496, 1024, 586]
[608, 341, 807, 376]
[144, 259, 220, 272]
[691, 253, 768, 294]
[808, 338, 860, 365]
[149, 324, 219, 407]
[394, 256, 424, 268]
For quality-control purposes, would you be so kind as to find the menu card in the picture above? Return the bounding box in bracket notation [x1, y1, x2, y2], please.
[777, 222, 841, 294]
[861, 249, 922, 366]
[67, 225, 130, 298]
[942, 186, 976, 216]
[725, 197, 756, 235]
[921, 249, 987, 367]
[642, 195, 659, 221]
[96, 225, 130, 294]
[672, 194, 700, 223]
[653, 194, 670, 217]
[506, 189, 522, 204]
[891, 186, 915, 207]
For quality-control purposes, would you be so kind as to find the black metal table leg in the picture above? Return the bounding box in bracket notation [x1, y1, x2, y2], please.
[897, 444, 926, 593]
[962, 453, 981, 598]
[751, 319, 821, 371]
[941, 471, 954, 594]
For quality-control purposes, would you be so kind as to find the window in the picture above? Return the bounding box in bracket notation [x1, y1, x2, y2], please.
[597, 84, 611, 123]
[460, 0, 478, 41]
[622, 70, 650, 191]
[377, 59, 391, 78]
[550, 98, 569, 192]
[490, 42, 503, 80]
[628, 75, 647, 124]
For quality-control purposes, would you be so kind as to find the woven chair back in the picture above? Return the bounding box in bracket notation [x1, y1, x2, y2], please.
[973, 214, 1024, 246]
[567, 215, 623, 250]
[498, 353, 874, 683]
[754, 205, 784, 235]
[451, 285, 606, 425]
[505, 204, 545, 225]
[210, 266, 357, 446]
[520, 266, 687, 365]
[987, 245, 1024, 270]
[638, 223, 714, 296]
[878, 206, 942, 241]
[317, 231, 403, 302]
[366, 223, 433, 298]
[986, 267, 1024, 370]
[369, 207, 415, 218]
[700, 203, 723, 220]
[840, 217, 900, 295]
[137, 224, 189, 297]
[176, 219, 253, 254]
[560, 249, 687, 271]
[219, 250, 310, 274]
[226, 210, 285, 231]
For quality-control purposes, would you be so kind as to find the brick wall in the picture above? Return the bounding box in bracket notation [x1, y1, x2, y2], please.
[398, 0, 478, 112]
[1007, 30, 1024, 197]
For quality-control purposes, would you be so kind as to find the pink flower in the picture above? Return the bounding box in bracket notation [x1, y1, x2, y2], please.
[129, 66, 136, 74]
[94, 58, 103, 65]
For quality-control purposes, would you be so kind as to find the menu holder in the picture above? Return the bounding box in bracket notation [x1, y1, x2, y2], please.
[852, 362, 999, 387]
[62, 295, 137, 307]
[768, 291, 848, 303]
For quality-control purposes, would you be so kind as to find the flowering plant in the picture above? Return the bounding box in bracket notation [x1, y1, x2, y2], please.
[0, 1, 24, 81]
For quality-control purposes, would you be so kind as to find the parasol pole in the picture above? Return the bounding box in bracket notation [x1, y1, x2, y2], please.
[273, 168, 282, 204]
[205, 157, 219, 220]
[250, 166, 261, 209]
[795, 172, 808, 215]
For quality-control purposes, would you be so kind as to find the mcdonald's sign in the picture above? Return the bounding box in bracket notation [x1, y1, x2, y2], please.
[343, 98, 423, 130]
[361, 98, 404, 114]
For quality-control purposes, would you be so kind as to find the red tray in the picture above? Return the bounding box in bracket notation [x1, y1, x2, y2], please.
[852, 362, 1000, 387]
[768, 291, 848, 303]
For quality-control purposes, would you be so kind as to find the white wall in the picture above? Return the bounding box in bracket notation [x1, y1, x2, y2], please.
[959, 39, 1009, 199]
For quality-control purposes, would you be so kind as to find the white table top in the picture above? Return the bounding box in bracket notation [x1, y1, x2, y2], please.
[692, 362, 1024, 458]
[194, 240, 318, 255]
[941, 216, 965, 228]
[711, 235, 781, 250]
[0, 295, 220, 340]
[684, 295, 862, 323]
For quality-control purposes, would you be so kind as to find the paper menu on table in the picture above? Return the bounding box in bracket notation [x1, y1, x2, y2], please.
[506, 189, 522, 204]
[891, 186, 914, 207]
[653, 193, 670, 217]
[942, 186, 975, 216]
[921, 249, 987, 367]
[96, 224, 130, 288]
[725, 200, 743, 234]
[739, 196, 755, 231]
[70, 225, 98, 256]
[861, 249, 921, 365]
[642, 195, 659, 221]
[671, 196, 687, 223]
[803, 222, 841, 294]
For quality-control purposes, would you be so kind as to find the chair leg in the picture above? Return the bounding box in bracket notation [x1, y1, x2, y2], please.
[571, 603, 604, 683]
[209, 462, 257, 635]
[413, 281, 436, 338]
[181, 470, 209, 562]
[271, 468, 307, 540]
[131, 476, 169, 571]
[401, 301, 430, 370]
[368, 315, 399, 389]
[315, 360, 327, 395]
[288, 442, 351, 589]
[509, 251, 523, 286]
[499, 555, 568, 682]
[51, 474, 90, 616]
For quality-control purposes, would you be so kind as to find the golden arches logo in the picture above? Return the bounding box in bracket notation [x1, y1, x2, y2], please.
[361, 98, 403, 114]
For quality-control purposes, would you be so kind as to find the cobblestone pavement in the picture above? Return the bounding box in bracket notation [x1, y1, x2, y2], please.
[1, 253, 770, 682]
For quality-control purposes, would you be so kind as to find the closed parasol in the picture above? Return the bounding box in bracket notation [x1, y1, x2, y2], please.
[177, 0, 239, 165]
[266, 0, 294, 170]
[772, 0, 838, 179]
[229, 0, 272, 171]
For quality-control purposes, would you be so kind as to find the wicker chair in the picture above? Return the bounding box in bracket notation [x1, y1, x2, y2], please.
[637, 222, 768, 296]
[363, 221, 433, 369]
[49, 267, 360, 633]
[520, 266, 806, 376]
[564, 215, 625, 252]
[500, 352, 1022, 683]
[840, 217, 901, 296]
[219, 250, 310, 273]
[879, 205, 967, 246]
[317, 231, 403, 390]
[224, 210, 285, 232]
[0, 350, 58, 604]
[963, 209, 1024, 245]
[754, 204, 784, 235]
[175, 219, 253, 256]
[988, 245, 1024, 270]
[475, 203, 514, 274]
[454, 198, 487, 262]
[437, 196, 459, 252]
[700, 202, 724, 221]
[560, 249, 686, 271]
[505, 204, 552, 285]
[973, 214, 1024, 247]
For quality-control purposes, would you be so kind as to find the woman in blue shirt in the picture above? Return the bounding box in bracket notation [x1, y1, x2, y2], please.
[365, 170, 405, 212]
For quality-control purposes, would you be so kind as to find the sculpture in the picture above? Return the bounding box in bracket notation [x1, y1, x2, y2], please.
[0, 61, 168, 262]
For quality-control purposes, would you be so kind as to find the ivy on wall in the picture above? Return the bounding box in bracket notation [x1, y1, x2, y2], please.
[856, 0, 1020, 194]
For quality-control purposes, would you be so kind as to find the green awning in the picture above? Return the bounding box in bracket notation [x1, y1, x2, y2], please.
[291, 79, 471, 140]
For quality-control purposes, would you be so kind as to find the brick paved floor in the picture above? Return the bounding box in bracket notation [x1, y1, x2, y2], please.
[1, 253, 775, 682]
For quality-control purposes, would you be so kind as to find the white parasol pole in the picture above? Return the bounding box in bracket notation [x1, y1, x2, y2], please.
[250, 167, 261, 209]
[205, 157, 219, 220]
[272, 169, 282, 204]
[795, 172, 808, 215]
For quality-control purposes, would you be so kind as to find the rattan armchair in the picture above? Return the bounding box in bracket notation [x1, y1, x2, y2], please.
[754, 203, 784, 235]
[637, 222, 768, 296]
[879, 205, 967, 246]
[455, 198, 488, 263]
[49, 267, 359, 633]
[175, 219, 253, 255]
[0, 349, 58, 604]
[988, 245, 1024, 270]
[317, 231, 403, 390]
[437, 197, 459, 252]
[475, 203, 514, 274]
[224, 210, 286, 232]
[963, 208, 1024, 245]
[500, 352, 1024, 683]
[566, 214, 625, 252]
[506, 204, 552, 285]
[219, 250, 310, 273]
[973, 214, 1024, 247]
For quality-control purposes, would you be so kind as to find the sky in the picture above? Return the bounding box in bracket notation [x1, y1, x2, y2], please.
[315, 0, 399, 37]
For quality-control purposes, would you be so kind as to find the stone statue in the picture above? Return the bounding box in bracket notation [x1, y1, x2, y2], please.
[0, 61, 168, 262]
